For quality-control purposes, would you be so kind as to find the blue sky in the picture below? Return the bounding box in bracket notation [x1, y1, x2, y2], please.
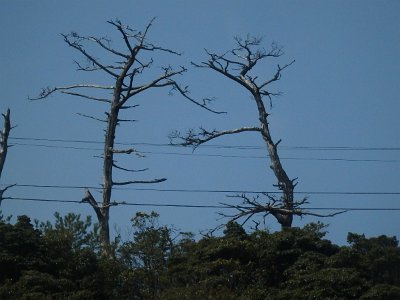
[1, 0, 399, 244]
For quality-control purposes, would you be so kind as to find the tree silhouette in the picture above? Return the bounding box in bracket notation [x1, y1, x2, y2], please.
[171, 36, 343, 229]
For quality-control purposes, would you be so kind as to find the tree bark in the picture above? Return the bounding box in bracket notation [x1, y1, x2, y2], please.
[0, 109, 12, 205]
[254, 94, 294, 228]
[0, 109, 10, 176]
[100, 104, 119, 246]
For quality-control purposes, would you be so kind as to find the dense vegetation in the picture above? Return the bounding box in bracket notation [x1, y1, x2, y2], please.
[0, 212, 399, 299]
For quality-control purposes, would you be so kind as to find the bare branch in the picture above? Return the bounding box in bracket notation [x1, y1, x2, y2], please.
[193, 59, 255, 95]
[117, 118, 137, 123]
[107, 19, 136, 53]
[0, 195, 12, 202]
[123, 66, 187, 101]
[74, 59, 125, 72]
[81, 189, 103, 222]
[113, 178, 166, 185]
[62, 33, 119, 78]
[170, 126, 261, 148]
[111, 148, 145, 157]
[259, 60, 296, 89]
[76, 113, 107, 123]
[0, 183, 16, 194]
[120, 104, 140, 110]
[298, 209, 347, 218]
[218, 193, 346, 228]
[29, 85, 113, 101]
[193, 37, 293, 106]
[121, 58, 154, 97]
[113, 163, 149, 173]
[131, 18, 182, 55]
[61, 91, 112, 103]
[0, 184, 16, 205]
[102, 201, 120, 209]
[85, 36, 129, 58]
[120, 64, 225, 115]
[108, 18, 181, 58]
[169, 82, 226, 114]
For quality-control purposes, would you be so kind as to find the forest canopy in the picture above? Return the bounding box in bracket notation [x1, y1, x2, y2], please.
[0, 212, 399, 299]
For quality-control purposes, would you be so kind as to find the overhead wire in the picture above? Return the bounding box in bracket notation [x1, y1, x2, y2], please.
[1, 183, 400, 195]
[4, 136, 400, 211]
[9, 136, 400, 151]
[8, 141, 400, 163]
[5, 197, 400, 211]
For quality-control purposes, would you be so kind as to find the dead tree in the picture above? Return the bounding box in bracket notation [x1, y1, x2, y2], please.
[0, 109, 14, 206]
[31, 19, 219, 253]
[171, 36, 343, 229]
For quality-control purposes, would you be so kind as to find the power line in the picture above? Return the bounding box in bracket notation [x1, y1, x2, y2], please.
[9, 136, 400, 151]
[10, 137, 104, 145]
[5, 197, 400, 211]
[11, 142, 102, 151]
[2, 183, 400, 195]
[143, 151, 399, 163]
[6, 197, 224, 208]
[9, 142, 400, 163]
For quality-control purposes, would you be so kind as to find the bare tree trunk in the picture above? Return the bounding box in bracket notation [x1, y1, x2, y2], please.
[0, 109, 13, 205]
[0, 109, 10, 175]
[255, 94, 294, 228]
[100, 103, 118, 246]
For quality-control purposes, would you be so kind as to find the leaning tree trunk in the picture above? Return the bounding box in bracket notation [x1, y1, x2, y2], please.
[255, 94, 294, 228]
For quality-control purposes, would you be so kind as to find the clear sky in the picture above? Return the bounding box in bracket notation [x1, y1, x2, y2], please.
[1, 0, 399, 244]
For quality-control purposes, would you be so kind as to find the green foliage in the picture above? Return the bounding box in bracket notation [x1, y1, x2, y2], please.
[360, 284, 400, 299]
[346, 233, 400, 285]
[37, 212, 100, 251]
[117, 211, 175, 299]
[0, 210, 12, 223]
[223, 221, 247, 239]
[0, 213, 117, 299]
[0, 216, 44, 283]
[0, 215, 399, 299]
